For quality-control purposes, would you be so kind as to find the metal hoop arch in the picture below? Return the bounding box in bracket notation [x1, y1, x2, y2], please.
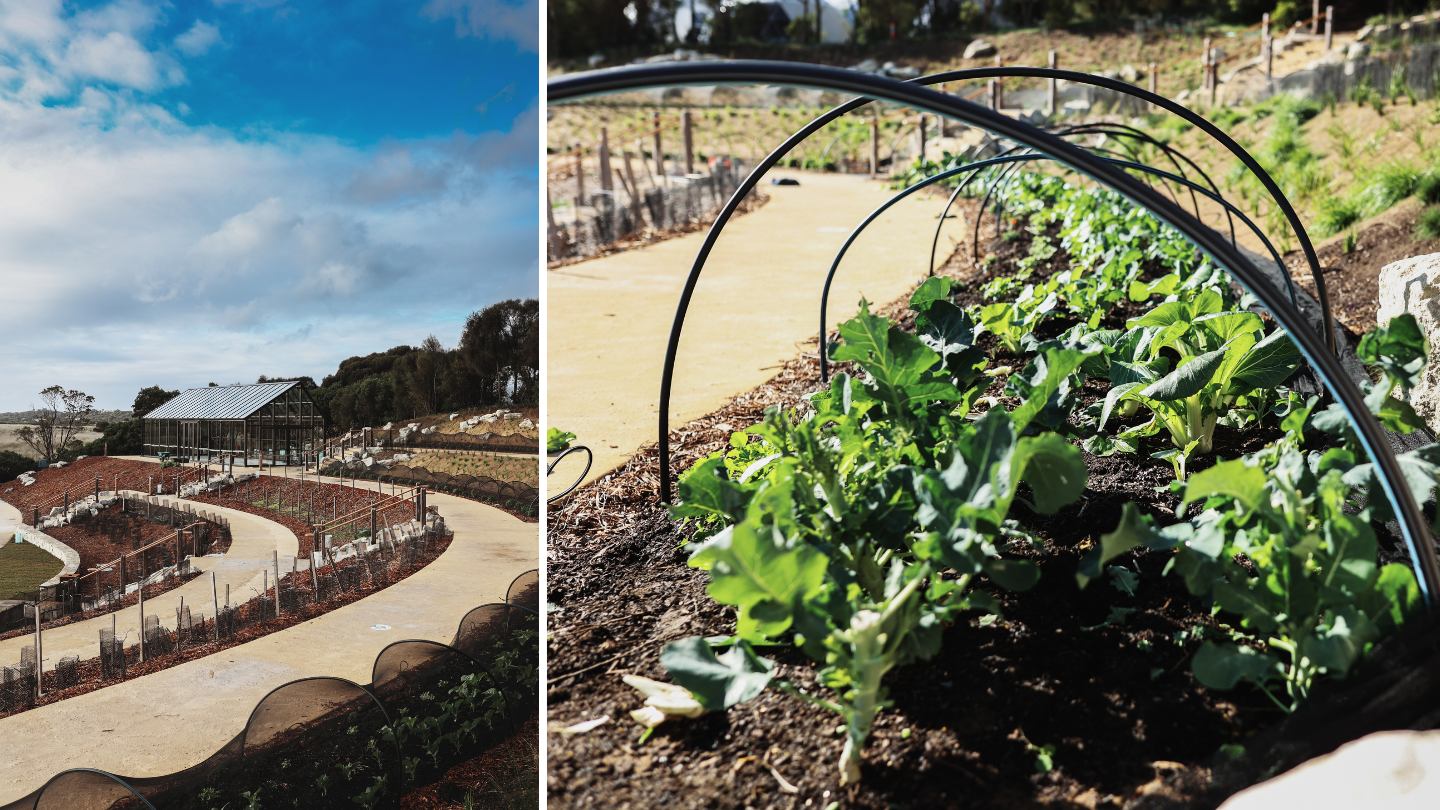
[28, 768, 158, 810]
[818, 154, 1296, 382]
[551, 64, 1333, 509]
[546, 445, 594, 504]
[549, 61, 1437, 611]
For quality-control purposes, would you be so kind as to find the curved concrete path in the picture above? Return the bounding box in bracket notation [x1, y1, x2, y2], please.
[0, 479, 535, 804]
[548, 169, 974, 487]
[0, 494, 297, 671]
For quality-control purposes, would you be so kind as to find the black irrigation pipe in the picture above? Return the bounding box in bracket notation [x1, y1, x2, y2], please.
[546, 445, 594, 504]
[818, 153, 1296, 382]
[549, 61, 1438, 610]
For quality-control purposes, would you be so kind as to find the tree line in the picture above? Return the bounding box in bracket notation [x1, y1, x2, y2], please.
[0, 298, 537, 472]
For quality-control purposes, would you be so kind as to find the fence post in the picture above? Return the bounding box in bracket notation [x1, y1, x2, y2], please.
[1263, 14, 1273, 80]
[1325, 6, 1333, 51]
[1312, 0, 1319, 35]
[34, 603, 42, 700]
[869, 118, 878, 179]
[94, 477, 99, 503]
[273, 549, 282, 617]
[211, 571, 219, 642]
[1048, 50, 1058, 114]
[653, 111, 665, 184]
[312, 527, 320, 600]
[599, 127, 612, 194]
[138, 574, 145, 663]
[682, 109, 694, 175]
[994, 54, 1004, 109]
[917, 115, 927, 164]
[573, 143, 584, 207]
[1202, 37, 1211, 93]
[988, 78, 998, 110]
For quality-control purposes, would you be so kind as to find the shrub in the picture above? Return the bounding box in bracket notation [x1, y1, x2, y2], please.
[0, 450, 36, 482]
[1417, 206, 1440, 240]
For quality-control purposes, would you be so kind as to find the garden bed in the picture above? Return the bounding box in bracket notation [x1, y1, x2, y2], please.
[547, 173, 1439, 809]
[0, 519, 453, 722]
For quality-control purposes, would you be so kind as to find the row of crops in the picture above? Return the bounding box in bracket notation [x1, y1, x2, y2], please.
[652, 170, 1432, 785]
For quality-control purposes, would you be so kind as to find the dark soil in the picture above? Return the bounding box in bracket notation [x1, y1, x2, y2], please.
[546, 232, 1310, 809]
[1288, 202, 1440, 337]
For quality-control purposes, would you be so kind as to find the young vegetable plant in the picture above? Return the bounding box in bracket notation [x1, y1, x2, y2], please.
[674, 281, 1088, 783]
[1077, 315, 1432, 711]
[1094, 292, 1301, 457]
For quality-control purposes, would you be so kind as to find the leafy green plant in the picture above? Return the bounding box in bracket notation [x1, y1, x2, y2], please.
[1094, 295, 1301, 457]
[673, 282, 1088, 783]
[351, 775, 388, 810]
[546, 428, 576, 452]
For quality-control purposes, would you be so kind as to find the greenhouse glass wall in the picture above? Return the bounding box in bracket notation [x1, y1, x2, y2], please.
[142, 382, 326, 466]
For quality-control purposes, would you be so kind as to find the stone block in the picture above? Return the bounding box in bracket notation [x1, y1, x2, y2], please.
[963, 39, 995, 59]
[1376, 252, 1440, 432]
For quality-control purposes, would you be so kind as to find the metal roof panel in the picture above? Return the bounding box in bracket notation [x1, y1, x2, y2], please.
[143, 381, 299, 420]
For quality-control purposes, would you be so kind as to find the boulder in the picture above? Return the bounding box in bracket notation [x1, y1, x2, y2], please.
[503, 413, 522, 421]
[1118, 63, 1139, 83]
[1354, 24, 1375, 42]
[382, 422, 393, 430]
[1218, 729, 1440, 810]
[519, 418, 535, 429]
[53, 461, 67, 468]
[1347, 42, 1370, 61]
[1377, 252, 1440, 432]
[449, 413, 459, 420]
[963, 39, 996, 59]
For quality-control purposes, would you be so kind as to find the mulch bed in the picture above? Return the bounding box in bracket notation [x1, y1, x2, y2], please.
[1288, 202, 1440, 337]
[398, 714, 539, 809]
[191, 475, 421, 556]
[544, 229, 1324, 809]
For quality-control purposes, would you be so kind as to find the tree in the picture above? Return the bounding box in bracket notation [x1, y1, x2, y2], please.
[133, 385, 180, 417]
[16, 386, 95, 463]
[460, 298, 539, 405]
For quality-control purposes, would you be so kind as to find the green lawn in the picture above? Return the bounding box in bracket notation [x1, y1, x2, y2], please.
[0, 540, 63, 600]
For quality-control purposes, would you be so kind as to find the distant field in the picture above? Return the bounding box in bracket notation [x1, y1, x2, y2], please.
[0, 424, 102, 460]
[0, 540, 63, 600]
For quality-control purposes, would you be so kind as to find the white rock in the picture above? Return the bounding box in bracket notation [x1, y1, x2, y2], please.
[76, 455, 87, 461]
[1377, 252, 1440, 433]
[963, 39, 996, 59]
[519, 418, 535, 429]
[1119, 64, 1139, 83]
[449, 413, 459, 420]
[382, 422, 393, 430]
[1355, 24, 1375, 42]
[53, 461, 67, 468]
[503, 413, 522, 421]
[1219, 729, 1440, 810]
[1347, 41, 1370, 61]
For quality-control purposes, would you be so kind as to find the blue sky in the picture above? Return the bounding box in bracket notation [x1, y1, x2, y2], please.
[0, 0, 538, 412]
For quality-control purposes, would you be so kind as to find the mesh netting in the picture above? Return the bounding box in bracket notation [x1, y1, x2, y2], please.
[0, 596, 538, 810]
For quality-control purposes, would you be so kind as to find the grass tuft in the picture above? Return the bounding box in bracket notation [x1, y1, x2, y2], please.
[1417, 206, 1440, 241]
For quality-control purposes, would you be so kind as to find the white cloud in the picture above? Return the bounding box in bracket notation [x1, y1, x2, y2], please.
[175, 20, 223, 56]
[422, 0, 538, 51]
[0, 0, 537, 410]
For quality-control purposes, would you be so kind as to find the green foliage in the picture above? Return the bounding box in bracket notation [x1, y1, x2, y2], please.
[131, 385, 179, 417]
[1366, 162, 1423, 210]
[1314, 193, 1365, 237]
[0, 450, 36, 483]
[546, 428, 576, 452]
[1417, 173, 1440, 206]
[674, 283, 1089, 783]
[1416, 206, 1440, 241]
[660, 637, 775, 710]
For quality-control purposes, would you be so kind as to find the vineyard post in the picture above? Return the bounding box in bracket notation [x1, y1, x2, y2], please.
[1148, 63, 1157, 109]
[371, 506, 377, 549]
[917, 115, 927, 164]
[1047, 51, 1057, 114]
[211, 571, 219, 642]
[94, 477, 99, 503]
[653, 111, 665, 185]
[1312, 0, 1319, 34]
[546, 187, 561, 257]
[988, 78, 998, 109]
[573, 142, 584, 206]
[682, 109, 694, 175]
[1325, 6, 1333, 51]
[869, 118, 878, 179]
[64, 489, 68, 514]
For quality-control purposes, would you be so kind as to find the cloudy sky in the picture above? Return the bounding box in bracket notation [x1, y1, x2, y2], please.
[0, 0, 537, 412]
